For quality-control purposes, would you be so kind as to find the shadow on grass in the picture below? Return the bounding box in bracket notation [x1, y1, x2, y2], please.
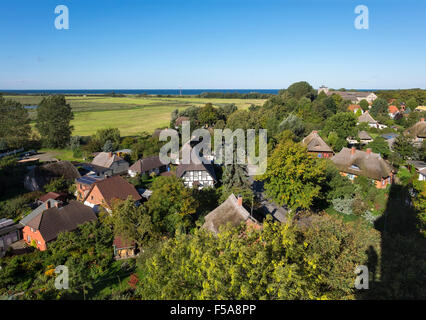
[358, 184, 426, 299]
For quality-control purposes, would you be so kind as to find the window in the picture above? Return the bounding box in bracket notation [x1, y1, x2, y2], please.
[27, 235, 31, 242]
[350, 164, 360, 170]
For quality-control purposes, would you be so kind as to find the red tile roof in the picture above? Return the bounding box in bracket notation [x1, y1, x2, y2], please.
[388, 105, 399, 114]
[87, 175, 142, 206]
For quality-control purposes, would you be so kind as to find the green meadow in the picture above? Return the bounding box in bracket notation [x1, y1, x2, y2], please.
[6, 95, 266, 136]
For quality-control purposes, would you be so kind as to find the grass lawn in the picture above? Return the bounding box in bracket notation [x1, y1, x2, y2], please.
[9, 95, 267, 137]
[38, 148, 84, 162]
[72, 105, 189, 136]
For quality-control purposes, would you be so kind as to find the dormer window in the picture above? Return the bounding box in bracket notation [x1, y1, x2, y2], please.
[350, 164, 360, 170]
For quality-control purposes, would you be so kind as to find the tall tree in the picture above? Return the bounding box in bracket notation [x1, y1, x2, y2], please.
[146, 176, 198, 234]
[370, 98, 389, 117]
[36, 95, 74, 148]
[258, 139, 326, 210]
[0, 98, 31, 149]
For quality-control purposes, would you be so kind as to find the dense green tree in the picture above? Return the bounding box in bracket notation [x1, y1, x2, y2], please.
[322, 112, 357, 141]
[370, 98, 389, 117]
[278, 114, 306, 141]
[197, 103, 219, 126]
[285, 81, 316, 100]
[102, 140, 114, 152]
[136, 215, 380, 300]
[368, 136, 391, 158]
[145, 176, 198, 234]
[108, 198, 157, 247]
[359, 99, 370, 111]
[393, 135, 415, 160]
[0, 98, 31, 149]
[258, 139, 326, 210]
[36, 96, 74, 148]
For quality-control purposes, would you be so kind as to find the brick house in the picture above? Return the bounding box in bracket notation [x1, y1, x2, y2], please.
[302, 131, 334, 158]
[83, 175, 142, 212]
[332, 147, 393, 189]
[75, 174, 105, 201]
[20, 200, 97, 251]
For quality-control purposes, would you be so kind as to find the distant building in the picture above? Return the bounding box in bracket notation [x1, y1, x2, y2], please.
[357, 111, 387, 129]
[388, 105, 400, 119]
[83, 175, 142, 212]
[128, 155, 169, 178]
[347, 131, 373, 146]
[331, 147, 393, 189]
[176, 160, 217, 189]
[404, 118, 426, 144]
[302, 131, 334, 158]
[85, 152, 129, 176]
[319, 87, 377, 104]
[0, 219, 22, 257]
[407, 160, 426, 181]
[202, 194, 260, 234]
[348, 104, 364, 114]
[20, 201, 97, 251]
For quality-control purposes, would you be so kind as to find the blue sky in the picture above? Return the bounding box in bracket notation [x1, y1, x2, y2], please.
[1, 0, 425, 89]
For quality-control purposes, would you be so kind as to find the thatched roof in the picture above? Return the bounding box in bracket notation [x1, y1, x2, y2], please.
[331, 147, 392, 181]
[405, 119, 426, 138]
[202, 194, 258, 234]
[358, 130, 373, 140]
[24, 161, 81, 191]
[302, 131, 333, 153]
[358, 111, 377, 124]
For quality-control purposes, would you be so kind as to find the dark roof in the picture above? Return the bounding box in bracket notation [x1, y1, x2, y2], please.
[202, 194, 259, 234]
[332, 148, 392, 181]
[26, 201, 97, 242]
[302, 131, 334, 153]
[24, 161, 81, 191]
[0, 219, 22, 236]
[85, 175, 142, 206]
[129, 155, 165, 173]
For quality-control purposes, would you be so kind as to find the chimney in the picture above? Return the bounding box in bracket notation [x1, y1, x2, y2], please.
[366, 148, 372, 155]
[46, 201, 51, 209]
[312, 130, 318, 134]
[108, 152, 113, 158]
[237, 195, 243, 207]
[421, 118, 425, 122]
[351, 147, 356, 155]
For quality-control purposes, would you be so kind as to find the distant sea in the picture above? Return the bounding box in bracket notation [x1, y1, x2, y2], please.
[0, 89, 280, 95]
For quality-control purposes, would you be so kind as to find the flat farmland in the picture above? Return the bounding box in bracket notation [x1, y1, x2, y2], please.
[5, 95, 267, 136]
